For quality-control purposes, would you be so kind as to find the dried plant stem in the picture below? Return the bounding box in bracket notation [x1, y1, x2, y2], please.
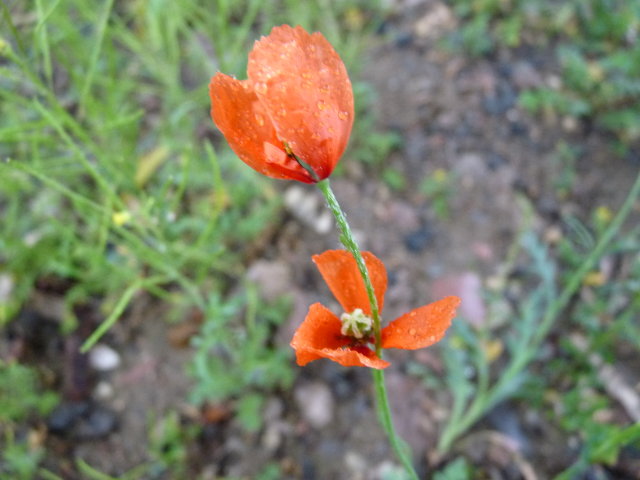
[317, 179, 419, 480]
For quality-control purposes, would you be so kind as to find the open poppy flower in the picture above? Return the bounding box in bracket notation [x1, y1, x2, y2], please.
[291, 250, 461, 369]
[209, 25, 354, 183]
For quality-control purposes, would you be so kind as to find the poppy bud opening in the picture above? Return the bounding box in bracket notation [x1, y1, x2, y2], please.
[340, 308, 373, 339]
[209, 25, 354, 183]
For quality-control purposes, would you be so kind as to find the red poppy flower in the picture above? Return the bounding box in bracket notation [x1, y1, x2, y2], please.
[290, 250, 461, 369]
[209, 25, 354, 183]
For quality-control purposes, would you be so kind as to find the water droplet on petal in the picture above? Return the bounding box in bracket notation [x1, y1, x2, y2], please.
[409, 328, 417, 337]
[277, 108, 287, 117]
[317, 100, 327, 111]
[338, 111, 349, 120]
[254, 82, 267, 94]
[254, 113, 264, 126]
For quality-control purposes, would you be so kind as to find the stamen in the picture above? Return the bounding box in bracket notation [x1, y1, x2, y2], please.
[340, 308, 373, 339]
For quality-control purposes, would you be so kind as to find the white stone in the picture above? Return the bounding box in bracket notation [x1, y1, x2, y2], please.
[89, 344, 121, 371]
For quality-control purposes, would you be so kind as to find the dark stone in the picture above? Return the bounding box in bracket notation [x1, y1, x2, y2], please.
[394, 31, 413, 48]
[483, 83, 517, 115]
[78, 405, 117, 439]
[302, 457, 316, 480]
[404, 225, 434, 253]
[48, 401, 89, 435]
[387, 270, 398, 286]
[509, 121, 528, 136]
[47, 401, 117, 439]
[487, 153, 507, 171]
[487, 403, 531, 455]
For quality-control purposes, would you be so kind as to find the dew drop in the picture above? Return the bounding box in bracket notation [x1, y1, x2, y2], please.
[409, 328, 417, 337]
[302, 72, 312, 79]
[277, 108, 287, 117]
[317, 100, 327, 111]
[338, 111, 349, 120]
[254, 82, 267, 94]
[254, 113, 264, 126]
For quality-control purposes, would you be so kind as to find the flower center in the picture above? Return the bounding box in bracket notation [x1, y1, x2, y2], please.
[340, 308, 373, 339]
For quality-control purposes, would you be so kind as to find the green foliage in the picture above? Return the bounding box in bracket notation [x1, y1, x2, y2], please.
[420, 169, 454, 220]
[236, 392, 265, 432]
[438, 177, 640, 464]
[348, 82, 403, 168]
[147, 411, 197, 478]
[256, 463, 284, 480]
[549, 141, 579, 199]
[0, 0, 384, 369]
[0, 362, 59, 423]
[0, 362, 58, 480]
[1, 434, 45, 480]
[449, 0, 640, 144]
[0, 0, 388, 476]
[546, 215, 640, 477]
[433, 458, 471, 480]
[382, 167, 406, 192]
[189, 289, 294, 422]
[435, 183, 640, 473]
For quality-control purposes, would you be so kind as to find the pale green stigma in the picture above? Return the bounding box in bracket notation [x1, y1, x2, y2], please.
[340, 308, 373, 339]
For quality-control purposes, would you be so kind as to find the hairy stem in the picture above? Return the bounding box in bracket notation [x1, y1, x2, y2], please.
[317, 179, 418, 479]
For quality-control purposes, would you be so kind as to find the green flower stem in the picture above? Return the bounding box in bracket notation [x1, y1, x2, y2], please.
[373, 369, 419, 480]
[317, 178, 419, 480]
[317, 179, 382, 349]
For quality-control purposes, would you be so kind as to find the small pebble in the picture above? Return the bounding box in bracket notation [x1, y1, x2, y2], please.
[75, 405, 118, 439]
[247, 260, 292, 302]
[48, 402, 89, 434]
[294, 382, 334, 429]
[93, 381, 114, 400]
[89, 344, 120, 371]
[404, 225, 434, 253]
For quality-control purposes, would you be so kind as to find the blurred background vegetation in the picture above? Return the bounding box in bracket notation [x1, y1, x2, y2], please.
[1, 0, 639, 478]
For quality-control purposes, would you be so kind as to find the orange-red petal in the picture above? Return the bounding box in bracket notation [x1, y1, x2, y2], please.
[381, 296, 460, 350]
[319, 345, 389, 369]
[209, 73, 314, 183]
[312, 250, 387, 316]
[247, 25, 353, 180]
[290, 303, 389, 369]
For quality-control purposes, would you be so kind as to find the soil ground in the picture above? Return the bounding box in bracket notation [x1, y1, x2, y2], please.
[6, 1, 640, 479]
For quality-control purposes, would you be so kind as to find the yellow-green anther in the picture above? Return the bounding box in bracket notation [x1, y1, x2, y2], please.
[340, 308, 373, 339]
